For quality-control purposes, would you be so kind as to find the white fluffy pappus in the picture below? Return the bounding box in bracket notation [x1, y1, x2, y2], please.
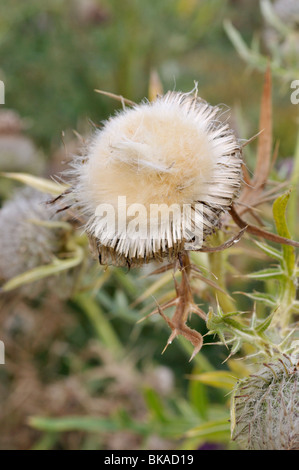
[66, 90, 242, 266]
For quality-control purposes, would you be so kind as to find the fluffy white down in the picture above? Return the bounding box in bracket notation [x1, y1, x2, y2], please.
[68, 91, 242, 264]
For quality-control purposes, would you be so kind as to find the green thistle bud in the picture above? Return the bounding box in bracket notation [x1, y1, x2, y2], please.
[231, 355, 299, 450]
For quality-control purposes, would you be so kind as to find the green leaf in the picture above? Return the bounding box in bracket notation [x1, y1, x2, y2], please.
[190, 371, 237, 391]
[0, 172, 69, 196]
[255, 311, 274, 334]
[1, 248, 84, 292]
[230, 339, 242, 356]
[253, 240, 283, 261]
[227, 359, 251, 378]
[143, 388, 169, 424]
[224, 20, 252, 62]
[188, 370, 208, 419]
[273, 191, 296, 274]
[131, 270, 176, 307]
[29, 416, 119, 433]
[288, 129, 299, 234]
[238, 291, 276, 306]
[30, 433, 58, 450]
[186, 418, 230, 440]
[115, 409, 149, 436]
[245, 267, 284, 279]
[74, 293, 123, 355]
[28, 218, 73, 231]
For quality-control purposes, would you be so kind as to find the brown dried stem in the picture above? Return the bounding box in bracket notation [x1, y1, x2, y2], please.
[144, 252, 206, 361]
[229, 204, 299, 248]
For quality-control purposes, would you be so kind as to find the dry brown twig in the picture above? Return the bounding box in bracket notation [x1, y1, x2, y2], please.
[230, 66, 299, 248]
[151, 252, 207, 361]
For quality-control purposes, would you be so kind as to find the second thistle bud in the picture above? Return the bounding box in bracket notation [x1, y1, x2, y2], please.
[231, 355, 299, 450]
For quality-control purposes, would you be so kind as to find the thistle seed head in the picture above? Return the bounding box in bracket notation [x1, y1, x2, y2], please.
[0, 188, 71, 297]
[65, 90, 242, 266]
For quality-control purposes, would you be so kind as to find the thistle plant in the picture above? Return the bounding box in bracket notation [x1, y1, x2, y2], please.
[52, 70, 298, 360]
[1, 69, 298, 450]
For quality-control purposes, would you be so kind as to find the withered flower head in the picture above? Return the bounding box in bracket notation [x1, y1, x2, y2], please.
[0, 188, 75, 297]
[65, 90, 242, 266]
[0, 188, 60, 280]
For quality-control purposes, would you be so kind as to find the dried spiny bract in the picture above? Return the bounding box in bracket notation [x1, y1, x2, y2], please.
[66, 90, 242, 267]
[231, 355, 299, 450]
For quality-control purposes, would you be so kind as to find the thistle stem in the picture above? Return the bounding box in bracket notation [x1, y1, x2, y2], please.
[208, 232, 236, 314]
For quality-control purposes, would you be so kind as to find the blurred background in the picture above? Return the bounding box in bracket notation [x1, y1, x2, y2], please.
[0, 0, 298, 450]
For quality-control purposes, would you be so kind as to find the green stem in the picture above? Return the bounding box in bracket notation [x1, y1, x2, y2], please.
[272, 273, 297, 331]
[273, 191, 298, 332]
[288, 126, 299, 235]
[208, 232, 236, 314]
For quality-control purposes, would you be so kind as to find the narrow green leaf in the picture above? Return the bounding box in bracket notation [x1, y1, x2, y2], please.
[186, 418, 230, 439]
[253, 240, 283, 261]
[30, 433, 58, 450]
[1, 248, 84, 292]
[74, 293, 123, 355]
[230, 339, 242, 355]
[131, 270, 175, 307]
[227, 359, 251, 378]
[273, 191, 296, 274]
[238, 291, 276, 306]
[245, 267, 284, 279]
[29, 416, 119, 433]
[255, 311, 274, 334]
[0, 172, 68, 196]
[190, 371, 237, 391]
[28, 219, 73, 231]
[188, 370, 208, 419]
[224, 20, 252, 62]
[288, 128, 299, 235]
[143, 388, 169, 424]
